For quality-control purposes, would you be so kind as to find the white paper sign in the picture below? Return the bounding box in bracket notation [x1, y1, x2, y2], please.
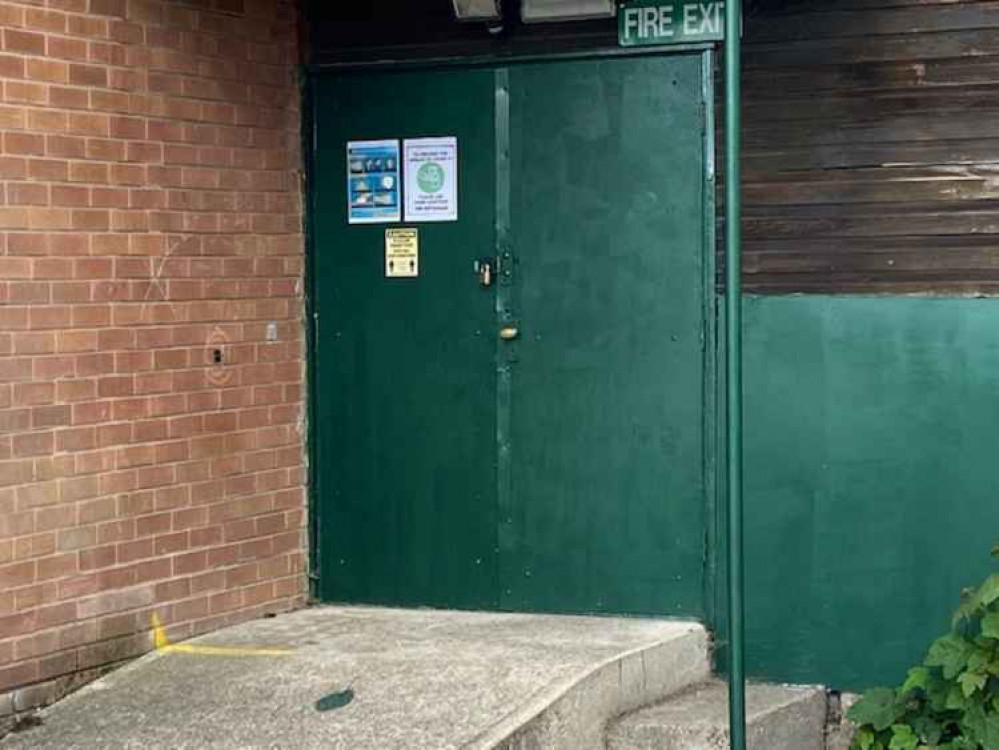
[404, 137, 458, 223]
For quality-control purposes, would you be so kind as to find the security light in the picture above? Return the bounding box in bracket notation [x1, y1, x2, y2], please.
[520, 0, 616, 22]
[452, 0, 503, 21]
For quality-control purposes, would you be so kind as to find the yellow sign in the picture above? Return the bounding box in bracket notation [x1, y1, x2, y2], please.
[385, 228, 419, 278]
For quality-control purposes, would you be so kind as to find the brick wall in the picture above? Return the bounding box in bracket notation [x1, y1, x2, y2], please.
[0, 0, 306, 718]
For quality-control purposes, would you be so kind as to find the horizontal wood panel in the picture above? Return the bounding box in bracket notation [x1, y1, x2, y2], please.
[750, 1, 999, 43]
[747, 253, 999, 275]
[742, 85, 999, 124]
[746, 29, 999, 67]
[739, 0, 999, 293]
[744, 234, 999, 255]
[744, 58, 999, 97]
[741, 178, 998, 206]
[740, 211, 999, 239]
[742, 163, 999, 184]
[741, 139, 999, 172]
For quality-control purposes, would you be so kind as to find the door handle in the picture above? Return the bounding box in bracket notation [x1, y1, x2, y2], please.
[499, 326, 519, 341]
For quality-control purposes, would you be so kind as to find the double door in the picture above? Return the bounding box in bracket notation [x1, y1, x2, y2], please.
[313, 53, 711, 616]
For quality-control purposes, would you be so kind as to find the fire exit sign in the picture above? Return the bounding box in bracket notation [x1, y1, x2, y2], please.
[618, 0, 725, 46]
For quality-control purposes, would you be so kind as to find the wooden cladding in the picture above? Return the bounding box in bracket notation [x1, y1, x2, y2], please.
[735, 0, 999, 294]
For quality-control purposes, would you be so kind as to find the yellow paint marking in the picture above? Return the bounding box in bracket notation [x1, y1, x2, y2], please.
[151, 612, 171, 650]
[150, 612, 294, 657]
[160, 643, 295, 657]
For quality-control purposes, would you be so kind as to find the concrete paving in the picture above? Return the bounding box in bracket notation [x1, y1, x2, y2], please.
[0, 606, 705, 750]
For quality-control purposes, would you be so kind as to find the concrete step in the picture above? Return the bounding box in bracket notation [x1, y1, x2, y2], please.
[606, 680, 827, 750]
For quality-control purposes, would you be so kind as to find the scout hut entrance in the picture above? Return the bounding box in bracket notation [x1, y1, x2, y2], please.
[311, 52, 713, 616]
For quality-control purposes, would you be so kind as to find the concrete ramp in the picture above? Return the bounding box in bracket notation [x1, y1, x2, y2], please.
[1, 606, 708, 750]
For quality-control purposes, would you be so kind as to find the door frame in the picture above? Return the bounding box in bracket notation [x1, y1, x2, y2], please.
[301, 46, 718, 624]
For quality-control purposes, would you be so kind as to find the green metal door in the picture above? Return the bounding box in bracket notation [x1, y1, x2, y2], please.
[502, 56, 708, 616]
[313, 69, 499, 608]
[313, 54, 710, 616]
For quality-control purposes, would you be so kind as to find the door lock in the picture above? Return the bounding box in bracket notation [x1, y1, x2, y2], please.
[499, 326, 519, 341]
[474, 259, 493, 288]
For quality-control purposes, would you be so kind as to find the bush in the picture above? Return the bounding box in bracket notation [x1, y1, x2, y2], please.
[848, 544, 999, 750]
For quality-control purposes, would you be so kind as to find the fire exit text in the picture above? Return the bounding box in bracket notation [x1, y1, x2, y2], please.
[618, 0, 725, 46]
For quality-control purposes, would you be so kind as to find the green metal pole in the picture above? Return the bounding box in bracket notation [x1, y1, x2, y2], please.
[724, 0, 746, 748]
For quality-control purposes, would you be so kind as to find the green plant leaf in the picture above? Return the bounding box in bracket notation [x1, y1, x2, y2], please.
[912, 717, 943, 745]
[853, 726, 876, 750]
[926, 673, 951, 712]
[939, 741, 977, 750]
[957, 670, 987, 697]
[975, 574, 999, 609]
[901, 667, 930, 695]
[848, 688, 900, 731]
[946, 683, 970, 711]
[851, 547, 999, 750]
[968, 648, 991, 673]
[925, 634, 975, 679]
[888, 725, 918, 750]
[983, 718, 999, 750]
[960, 703, 999, 749]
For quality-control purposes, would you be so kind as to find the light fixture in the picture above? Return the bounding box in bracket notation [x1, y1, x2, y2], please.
[520, 0, 615, 22]
[452, 0, 503, 21]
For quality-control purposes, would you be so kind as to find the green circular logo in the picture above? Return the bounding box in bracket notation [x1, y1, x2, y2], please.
[417, 162, 445, 194]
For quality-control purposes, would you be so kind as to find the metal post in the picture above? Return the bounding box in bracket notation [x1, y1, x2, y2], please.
[724, 0, 746, 748]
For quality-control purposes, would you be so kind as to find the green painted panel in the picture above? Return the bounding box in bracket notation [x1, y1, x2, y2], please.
[740, 297, 999, 690]
[503, 56, 707, 616]
[313, 70, 499, 608]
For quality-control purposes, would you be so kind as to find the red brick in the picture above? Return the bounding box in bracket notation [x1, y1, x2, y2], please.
[0, 55, 25, 79]
[12, 431, 54, 457]
[68, 15, 108, 38]
[77, 497, 115, 524]
[48, 35, 88, 61]
[172, 550, 207, 576]
[79, 545, 116, 571]
[5, 132, 45, 156]
[133, 557, 170, 584]
[8, 183, 49, 206]
[116, 538, 153, 565]
[0, 661, 39, 692]
[78, 586, 153, 618]
[13, 532, 57, 563]
[0, 561, 35, 589]
[3, 29, 45, 55]
[0, 460, 34, 488]
[27, 58, 69, 83]
[153, 531, 188, 556]
[36, 552, 78, 581]
[172, 595, 209, 622]
[154, 578, 190, 602]
[26, 9, 68, 33]
[5, 81, 46, 104]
